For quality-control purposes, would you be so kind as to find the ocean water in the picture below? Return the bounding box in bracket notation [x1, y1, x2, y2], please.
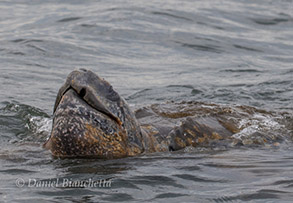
[0, 0, 293, 202]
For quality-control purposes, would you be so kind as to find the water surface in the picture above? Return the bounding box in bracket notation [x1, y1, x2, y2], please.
[0, 0, 292, 202]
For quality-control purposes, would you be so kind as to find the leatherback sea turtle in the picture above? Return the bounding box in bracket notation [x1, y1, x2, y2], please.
[44, 69, 283, 159]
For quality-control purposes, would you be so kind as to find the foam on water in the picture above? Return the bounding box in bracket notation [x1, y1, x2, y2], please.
[0, 102, 51, 143]
[232, 113, 286, 146]
[0, 0, 292, 202]
[26, 116, 52, 139]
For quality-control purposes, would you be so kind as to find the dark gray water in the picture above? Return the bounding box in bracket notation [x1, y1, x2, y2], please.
[0, 0, 293, 202]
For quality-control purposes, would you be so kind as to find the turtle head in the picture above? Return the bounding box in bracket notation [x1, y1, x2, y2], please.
[44, 69, 144, 159]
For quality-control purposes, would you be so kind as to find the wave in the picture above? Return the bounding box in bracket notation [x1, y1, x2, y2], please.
[0, 102, 51, 143]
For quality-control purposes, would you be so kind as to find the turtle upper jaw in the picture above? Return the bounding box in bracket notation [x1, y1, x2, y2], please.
[54, 84, 122, 126]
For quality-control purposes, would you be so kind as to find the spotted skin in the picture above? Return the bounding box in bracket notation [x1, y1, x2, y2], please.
[44, 69, 279, 159]
[44, 70, 144, 158]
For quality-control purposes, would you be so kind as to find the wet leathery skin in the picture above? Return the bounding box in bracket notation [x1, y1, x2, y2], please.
[46, 89, 132, 158]
[167, 116, 232, 151]
[44, 69, 144, 158]
[44, 69, 280, 159]
[136, 103, 235, 152]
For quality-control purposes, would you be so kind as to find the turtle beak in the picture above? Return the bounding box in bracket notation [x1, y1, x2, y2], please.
[53, 83, 122, 126]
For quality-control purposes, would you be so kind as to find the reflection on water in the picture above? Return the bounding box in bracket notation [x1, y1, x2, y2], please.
[2, 145, 293, 202]
[0, 0, 293, 202]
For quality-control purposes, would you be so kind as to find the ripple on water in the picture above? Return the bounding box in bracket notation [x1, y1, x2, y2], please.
[0, 0, 293, 202]
[0, 102, 51, 143]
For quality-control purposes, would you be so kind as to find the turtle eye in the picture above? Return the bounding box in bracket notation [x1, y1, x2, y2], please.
[79, 88, 86, 98]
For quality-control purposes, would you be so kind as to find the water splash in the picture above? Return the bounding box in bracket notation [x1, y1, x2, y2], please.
[0, 102, 51, 143]
[25, 116, 52, 139]
[232, 113, 286, 146]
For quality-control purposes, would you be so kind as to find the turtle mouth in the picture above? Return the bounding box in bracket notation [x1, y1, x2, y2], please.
[57, 86, 122, 126]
